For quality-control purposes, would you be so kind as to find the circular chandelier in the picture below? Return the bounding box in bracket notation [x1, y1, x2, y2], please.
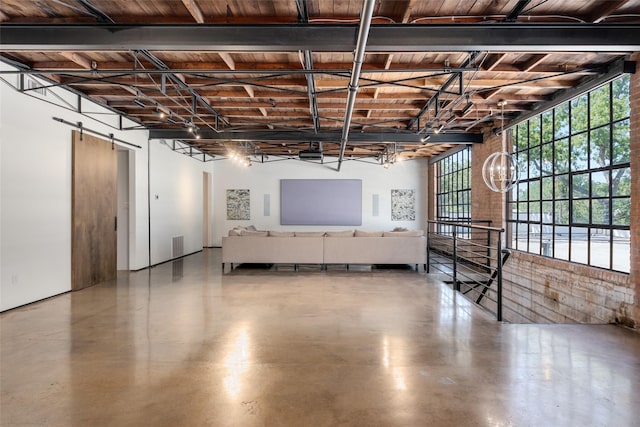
[482, 100, 518, 193]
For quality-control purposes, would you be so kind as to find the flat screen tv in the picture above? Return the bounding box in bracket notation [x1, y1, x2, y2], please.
[280, 179, 362, 225]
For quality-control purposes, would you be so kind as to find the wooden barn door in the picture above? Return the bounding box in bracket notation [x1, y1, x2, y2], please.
[72, 130, 117, 290]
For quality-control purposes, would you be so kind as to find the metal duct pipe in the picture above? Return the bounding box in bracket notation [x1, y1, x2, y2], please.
[337, 0, 376, 171]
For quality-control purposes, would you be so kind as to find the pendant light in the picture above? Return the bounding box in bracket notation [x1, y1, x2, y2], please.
[482, 100, 518, 193]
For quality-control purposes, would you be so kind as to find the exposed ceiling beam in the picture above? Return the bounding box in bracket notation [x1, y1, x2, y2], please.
[337, 0, 375, 171]
[148, 129, 483, 144]
[59, 52, 93, 70]
[504, 0, 532, 22]
[508, 58, 635, 128]
[218, 52, 235, 69]
[587, 0, 629, 23]
[181, 0, 205, 24]
[519, 54, 549, 72]
[296, 0, 320, 134]
[2, 24, 640, 52]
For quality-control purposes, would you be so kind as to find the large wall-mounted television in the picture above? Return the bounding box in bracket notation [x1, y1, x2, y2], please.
[280, 179, 362, 226]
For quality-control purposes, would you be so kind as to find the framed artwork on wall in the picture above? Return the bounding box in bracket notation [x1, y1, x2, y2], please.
[227, 189, 250, 220]
[391, 189, 415, 221]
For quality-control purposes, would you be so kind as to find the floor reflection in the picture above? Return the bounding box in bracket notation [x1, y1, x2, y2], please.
[222, 323, 251, 399]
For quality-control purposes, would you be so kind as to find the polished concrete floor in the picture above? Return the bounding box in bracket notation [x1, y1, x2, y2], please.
[1, 249, 639, 426]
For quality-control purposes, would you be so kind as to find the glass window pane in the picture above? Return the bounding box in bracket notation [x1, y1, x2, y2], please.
[572, 199, 589, 223]
[542, 202, 553, 224]
[570, 227, 589, 264]
[613, 167, 631, 196]
[517, 182, 528, 201]
[516, 152, 528, 179]
[591, 171, 609, 197]
[529, 201, 541, 222]
[528, 235, 542, 256]
[590, 229, 611, 270]
[591, 198, 610, 225]
[555, 175, 570, 199]
[612, 119, 630, 165]
[590, 126, 610, 168]
[528, 179, 541, 201]
[571, 95, 588, 133]
[555, 200, 569, 225]
[541, 143, 553, 176]
[517, 202, 528, 222]
[572, 173, 589, 199]
[612, 230, 630, 273]
[529, 118, 541, 147]
[555, 233, 569, 261]
[555, 103, 570, 138]
[554, 138, 569, 173]
[529, 146, 541, 178]
[516, 123, 528, 151]
[542, 111, 553, 143]
[542, 176, 553, 200]
[612, 75, 630, 121]
[570, 133, 588, 171]
[510, 222, 519, 249]
[613, 198, 630, 226]
[590, 84, 610, 128]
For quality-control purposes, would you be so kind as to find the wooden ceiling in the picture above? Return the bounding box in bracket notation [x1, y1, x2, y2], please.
[1, 0, 639, 165]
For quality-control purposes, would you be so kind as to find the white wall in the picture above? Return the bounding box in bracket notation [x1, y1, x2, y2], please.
[212, 157, 428, 245]
[149, 140, 212, 265]
[0, 67, 147, 310]
[117, 150, 130, 270]
[1, 64, 211, 311]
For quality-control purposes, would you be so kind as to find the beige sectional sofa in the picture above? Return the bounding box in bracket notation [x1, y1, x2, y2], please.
[222, 228, 426, 272]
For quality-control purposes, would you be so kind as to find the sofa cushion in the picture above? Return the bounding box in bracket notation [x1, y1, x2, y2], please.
[228, 228, 243, 237]
[383, 230, 424, 237]
[294, 231, 326, 237]
[354, 230, 384, 237]
[325, 230, 354, 237]
[269, 230, 295, 237]
[246, 225, 257, 231]
[240, 230, 269, 237]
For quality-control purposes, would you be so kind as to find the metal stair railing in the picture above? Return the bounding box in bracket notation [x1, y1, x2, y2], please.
[426, 220, 510, 321]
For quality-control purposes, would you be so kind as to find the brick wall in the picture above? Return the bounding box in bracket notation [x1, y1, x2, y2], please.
[630, 53, 640, 325]
[464, 68, 640, 327]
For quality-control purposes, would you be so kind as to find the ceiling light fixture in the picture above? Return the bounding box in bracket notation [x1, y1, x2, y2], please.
[133, 98, 146, 108]
[460, 102, 473, 115]
[154, 106, 166, 119]
[482, 100, 518, 193]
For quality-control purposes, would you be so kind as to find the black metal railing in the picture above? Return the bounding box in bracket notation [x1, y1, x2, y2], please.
[426, 220, 510, 321]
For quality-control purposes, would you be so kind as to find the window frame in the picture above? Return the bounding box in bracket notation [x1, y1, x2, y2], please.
[507, 75, 631, 273]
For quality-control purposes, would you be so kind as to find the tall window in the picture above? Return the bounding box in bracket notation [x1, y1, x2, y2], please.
[435, 146, 471, 221]
[508, 75, 631, 273]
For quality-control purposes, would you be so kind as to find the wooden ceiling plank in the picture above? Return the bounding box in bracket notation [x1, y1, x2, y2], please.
[520, 54, 549, 72]
[484, 53, 507, 71]
[218, 52, 236, 70]
[60, 52, 93, 70]
[587, 0, 630, 23]
[181, 0, 205, 24]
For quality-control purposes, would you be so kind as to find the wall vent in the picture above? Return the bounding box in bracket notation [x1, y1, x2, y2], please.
[172, 236, 184, 258]
[26, 78, 47, 96]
